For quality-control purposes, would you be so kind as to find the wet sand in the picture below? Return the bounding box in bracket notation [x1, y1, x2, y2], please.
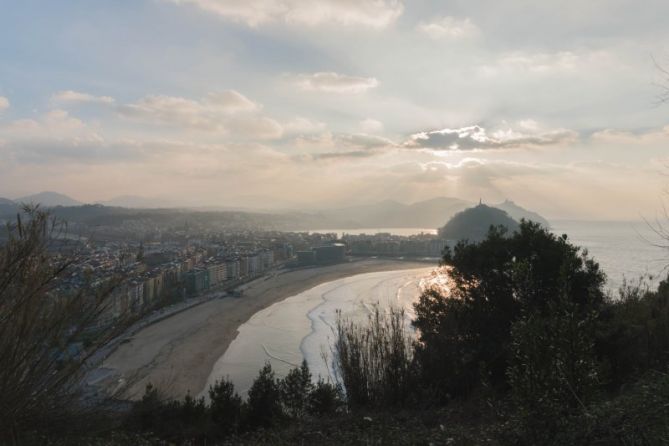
[101, 259, 429, 400]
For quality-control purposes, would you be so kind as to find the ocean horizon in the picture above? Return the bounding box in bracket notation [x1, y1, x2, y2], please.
[306, 220, 669, 292]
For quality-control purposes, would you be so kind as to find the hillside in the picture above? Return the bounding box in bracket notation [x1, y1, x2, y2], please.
[18, 191, 82, 207]
[438, 204, 520, 241]
[0, 198, 18, 220]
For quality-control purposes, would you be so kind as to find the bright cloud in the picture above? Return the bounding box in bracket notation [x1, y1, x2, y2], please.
[164, 0, 403, 28]
[0, 96, 9, 111]
[418, 16, 480, 40]
[294, 72, 379, 93]
[406, 124, 578, 151]
[52, 90, 115, 104]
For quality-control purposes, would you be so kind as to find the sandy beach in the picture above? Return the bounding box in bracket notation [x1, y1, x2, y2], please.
[101, 258, 430, 400]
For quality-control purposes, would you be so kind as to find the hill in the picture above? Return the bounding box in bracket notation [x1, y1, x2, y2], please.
[494, 199, 550, 227]
[17, 191, 82, 207]
[0, 198, 18, 220]
[438, 204, 519, 241]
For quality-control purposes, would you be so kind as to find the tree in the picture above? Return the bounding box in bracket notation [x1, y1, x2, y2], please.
[247, 362, 284, 428]
[0, 206, 123, 442]
[279, 360, 313, 419]
[413, 221, 605, 400]
[208, 378, 243, 435]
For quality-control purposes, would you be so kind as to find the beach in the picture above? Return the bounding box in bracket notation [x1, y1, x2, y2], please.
[100, 258, 430, 400]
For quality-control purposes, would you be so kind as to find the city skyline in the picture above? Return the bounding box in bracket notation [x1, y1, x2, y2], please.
[2, 1, 669, 219]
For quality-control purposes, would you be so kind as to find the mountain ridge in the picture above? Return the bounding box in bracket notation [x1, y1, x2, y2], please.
[17, 191, 82, 207]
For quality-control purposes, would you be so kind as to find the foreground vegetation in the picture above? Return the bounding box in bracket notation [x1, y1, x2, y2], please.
[2, 210, 669, 445]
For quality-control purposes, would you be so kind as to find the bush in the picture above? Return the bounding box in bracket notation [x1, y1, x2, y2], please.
[124, 384, 163, 433]
[507, 297, 600, 440]
[308, 378, 345, 416]
[125, 385, 209, 443]
[333, 305, 415, 409]
[596, 276, 669, 389]
[551, 370, 669, 446]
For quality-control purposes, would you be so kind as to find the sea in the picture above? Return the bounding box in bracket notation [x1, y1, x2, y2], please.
[202, 268, 434, 396]
[305, 221, 669, 292]
[204, 221, 669, 394]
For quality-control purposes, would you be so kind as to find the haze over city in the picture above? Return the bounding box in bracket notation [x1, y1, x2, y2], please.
[2, 1, 669, 219]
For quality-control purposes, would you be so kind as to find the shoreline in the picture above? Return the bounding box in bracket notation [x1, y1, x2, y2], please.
[99, 258, 431, 400]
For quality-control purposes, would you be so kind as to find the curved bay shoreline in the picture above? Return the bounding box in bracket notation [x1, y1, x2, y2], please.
[101, 258, 431, 400]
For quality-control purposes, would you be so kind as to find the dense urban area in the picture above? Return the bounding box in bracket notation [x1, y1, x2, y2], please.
[44, 224, 446, 329]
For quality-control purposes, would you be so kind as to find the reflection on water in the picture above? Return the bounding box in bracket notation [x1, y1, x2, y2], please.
[202, 267, 439, 396]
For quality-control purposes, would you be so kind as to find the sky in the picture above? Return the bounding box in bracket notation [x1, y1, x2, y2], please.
[1, 0, 669, 219]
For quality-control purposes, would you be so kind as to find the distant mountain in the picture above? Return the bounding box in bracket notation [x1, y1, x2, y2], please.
[100, 195, 173, 208]
[494, 200, 550, 228]
[0, 197, 18, 218]
[439, 204, 519, 242]
[320, 197, 473, 229]
[17, 191, 82, 207]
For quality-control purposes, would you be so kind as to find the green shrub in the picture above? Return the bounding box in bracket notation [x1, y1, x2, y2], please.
[552, 370, 669, 446]
[596, 276, 669, 389]
[507, 298, 599, 440]
[333, 306, 415, 409]
[308, 378, 345, 416]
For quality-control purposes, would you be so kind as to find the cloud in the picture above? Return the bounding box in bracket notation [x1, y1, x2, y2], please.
[163, 0, 403, 28]
[477, 50, 614, 78]
[284, 117, 326, 135]
[291, 130, 396, 162]
[52, 90, 115, 104]
[417, 16, 479, 40]
[590, 126, 669, 145]
[338, 133, 395, 150]
[405, 124, 577, 151]
[0, 96, 9, 111]
[308, 150, 378, 161]
[0, 110, 111, 163]
[294, 72, 379, 93]
[117, 90, 282, 139]
[359, 118, 384, 133]
[294, 131, 395, 152]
